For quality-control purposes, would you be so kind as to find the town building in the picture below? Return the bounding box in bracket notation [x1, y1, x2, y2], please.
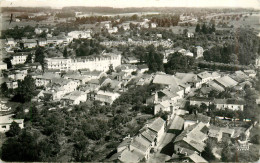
[11, 53, 29, 65]
[45, 53, 121, 72]
[0, 114, 24, 133]
[95, 90, 120, 104]
[174, 122, 208, 156]
[68, 30, 92, 39]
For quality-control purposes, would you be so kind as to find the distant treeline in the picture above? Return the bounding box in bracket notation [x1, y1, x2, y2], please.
[198, 61, 249, 71]
[61, 6, 255, 15]
[1, 7, 52, 13]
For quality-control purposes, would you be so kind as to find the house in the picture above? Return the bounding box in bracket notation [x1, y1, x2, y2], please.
[129, 135, 151, 160]
[109, 147, 144, 162]
[120, 65, 137, 76]
[117, 137, 132, 152]
[197, 71, 214, 88]
[23, 39, 37, 48]
[151, 23, 157, 28]
[6, 38, 16, 46]
[155, 89, 180, 103]
[136, 74, 153, 86]
[80, 70, 106, 80]
[196, 46, 204, 59]
[183, 113, 211, 129]
[125, 56, 139, 64]
[153, 74, 178, 86]
[187, 32, 194, 38]
[214, 76, 238, 89]
[190, 97, 213, 106]
[175, 72, 198, 88]
[244, 70, 256, 78]
[67, 30, 92, 39]
[0, 62, 7, 72]
[46, 78, 79, 100]
[145, 117, 166, 143]
[95, 90, 120, 104]
[35, 28, 49, 34]
[154, 100, 179, 116]
[108, 27, 118, 34]
[6, 80, 18, 89]
[110, 118, 166, 162]
[207, 81, 225, 92]
[11, 52, 29, 65]
[174, 122, 208, 156]
[37, 38, 47, 47]
[61, 91, 87, 105]
[119, 22, 131, 30]
[0, 114, 24, 133]
[214, 98, 244, 111]
[34, 73, 60, 87]
[231, 70, 249, 82]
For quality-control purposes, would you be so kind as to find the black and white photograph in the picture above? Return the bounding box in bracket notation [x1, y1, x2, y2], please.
[0, 0, 260, 162]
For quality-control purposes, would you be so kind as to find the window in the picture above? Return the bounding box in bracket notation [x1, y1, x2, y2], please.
[2, 126, 6, 128]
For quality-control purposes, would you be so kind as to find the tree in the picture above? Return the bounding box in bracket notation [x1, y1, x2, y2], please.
[5, 121, 21, 137]
[195, 23, 201, 33]
[72, 130, 89, 161]
[25, 53, 33, 64]
[210, 23, 216, 33]
[12, 75, 36, 103]
[35, 47, 45, 69]
[201, 142, 215, 161]
[63, 47, 68, 58]
[221, 142, 232, 162]
[107, 64, 114, 74]
[251, 134, 260, 144]
[1, 82, 9, 97]
[3, 58, 12, 69]
[201, 23, 208, 34]
[230, 53, 239, 64]
[183, 29, 188, 36]
[1, 129, 40, 161]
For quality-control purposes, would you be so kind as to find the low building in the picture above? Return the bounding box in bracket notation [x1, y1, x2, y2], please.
[61, 91, 87, 105]
[174, 122, 208, 156]
[0, 114, 24, 133]
[214, 99, 244, 111]
[214, 76, 238, 89]
[196, 46, 204, 59]
[68, 30, 91, 39]
[0, 62, 7, 71]
[183, 113, 211, 129]
[95, 90, 120, 104]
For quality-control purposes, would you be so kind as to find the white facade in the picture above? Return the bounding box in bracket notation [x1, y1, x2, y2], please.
[95, 90, 120, 104]
[215, 103, 244, 111]
[196, 46, 204, 58]
[0, 62, 7, 71]
[0, 114, 24, 133]
[68, 31, 91, 39]
[45, 54, 121, 72]
[11, 54, 28, 65]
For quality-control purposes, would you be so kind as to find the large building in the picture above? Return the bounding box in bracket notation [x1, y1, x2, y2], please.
[11, 53, 29, 65]
[45, 53, 121, 72]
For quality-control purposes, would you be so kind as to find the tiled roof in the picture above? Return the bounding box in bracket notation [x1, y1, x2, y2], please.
[153, 74, 178, 86]
[184, 113, 211, 124]
[148, 117, 165, 133]
[214, 76, 238, 88]
[188, 153, 208, 163]
[131, 135, 150, 153]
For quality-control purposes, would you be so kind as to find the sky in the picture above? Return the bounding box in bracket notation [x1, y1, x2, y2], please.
[1, 0, 260, 9]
